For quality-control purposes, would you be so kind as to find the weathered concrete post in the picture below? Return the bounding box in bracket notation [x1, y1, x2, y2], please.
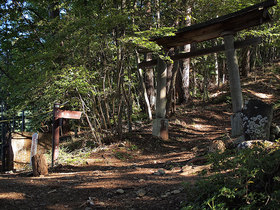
[152, 58, 168, 140]
[223, 32, 243, 137]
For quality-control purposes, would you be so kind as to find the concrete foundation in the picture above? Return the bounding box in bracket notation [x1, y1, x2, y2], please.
[9, 132, 52, 170]
[231, 112, 244, 137]
[152, 118, 169, 141]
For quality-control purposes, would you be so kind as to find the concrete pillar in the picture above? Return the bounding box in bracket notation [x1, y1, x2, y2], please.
[152, 58, 168, 140]
[223, 32, 244, 137]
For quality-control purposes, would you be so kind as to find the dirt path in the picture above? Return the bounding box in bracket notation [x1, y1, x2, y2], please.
[1, 62, 280, 210]
[0, 101, 231, 210]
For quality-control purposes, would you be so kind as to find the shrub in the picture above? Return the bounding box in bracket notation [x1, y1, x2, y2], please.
[182, 144, 280, 209]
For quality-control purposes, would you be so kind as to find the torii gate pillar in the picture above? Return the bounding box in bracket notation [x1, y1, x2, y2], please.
[223, 32, 244, 137]
[152, 58, 168, 140]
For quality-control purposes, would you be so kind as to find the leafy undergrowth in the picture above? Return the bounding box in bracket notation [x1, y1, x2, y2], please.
[45, 145, 92, 166]
[45, 137, 142, 166]
[182, 143, 280, 209]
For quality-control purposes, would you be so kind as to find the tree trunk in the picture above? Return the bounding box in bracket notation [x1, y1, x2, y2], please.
[181, 51, 191, 103]
[117, 97, 124, 137]
[241, 46, 250, 77]
[32, 154, 48, 177]
[193, 67, 197, 96]
[136, 51, 152, 120]
[179, 6, 191, 103]
[48, 2, 60, 19]
[166, 49, 175, 96]
[145, 53, 155, 110]
[222, 59, 226, 84]
[166, 59, 179, 116]
[214, 52, 219, 86]
[203, 67, 209, 101]
[156, 0, 160, 28]
[122, 82, 132, 132]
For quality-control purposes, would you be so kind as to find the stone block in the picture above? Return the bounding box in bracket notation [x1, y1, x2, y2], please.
[241, 99, 273, 140]
[208, 140, 226, 153]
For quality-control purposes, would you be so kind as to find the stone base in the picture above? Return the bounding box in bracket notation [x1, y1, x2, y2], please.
[231, 112, 243, 137]
[237, 140, 275, 149]
[152, 118, 169, 141]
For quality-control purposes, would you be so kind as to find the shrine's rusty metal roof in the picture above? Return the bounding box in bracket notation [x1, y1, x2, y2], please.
[153, 0, 277, 49]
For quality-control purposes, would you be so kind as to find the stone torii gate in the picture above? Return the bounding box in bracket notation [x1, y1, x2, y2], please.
[139, 0, 277, 140]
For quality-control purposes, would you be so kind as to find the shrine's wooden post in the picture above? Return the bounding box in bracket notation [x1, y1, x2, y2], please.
[152, 58, 168, 140]
[52, 103, 82, 167]
[52, 103, 60, 167]
[223, 32, 244, 137]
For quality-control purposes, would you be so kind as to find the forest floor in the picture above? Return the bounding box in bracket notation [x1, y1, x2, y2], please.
[1, 60, 280, 210]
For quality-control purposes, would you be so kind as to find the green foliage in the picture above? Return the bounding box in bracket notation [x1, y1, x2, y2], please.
[122, 27, 176, 52]
[114, 151, 132, 160]
[181, 145, 280, 209]
[45, 145, 91, 166]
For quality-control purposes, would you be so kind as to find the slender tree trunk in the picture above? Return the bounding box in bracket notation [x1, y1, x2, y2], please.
[103, 70, 112, 129]
[176, 70, 184, 103]
[91, 95, 103, 132]
[192, 67, 197, 96]
[191, 43, 197, 96]
[136, 51, 152, 120]
[241, 46, 251, 77]
[203, 68, 209, 101]
[145, 53, 155, 110]
[97, 95, 107, 129]
[156, 0, 160, 28]
[166, 49, 175, 96]
[166, 59, 179, 116]
[214, 52, 219, 86]
[117, 97, 124, 137]
[77, 90, 100, 144]
[181, 52, 191, 103]
[116, 59, 124, 136]
[122, 81, 132, 132]
[179, 6, 191, 103]
[222, 59, 226, 84]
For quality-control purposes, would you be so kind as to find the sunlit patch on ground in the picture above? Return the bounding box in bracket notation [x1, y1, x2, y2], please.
[0, 192, 26, 200]
[191, 124, 216, 131]
[246, 90, 273, 99]
[210, 91, 227, 98]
